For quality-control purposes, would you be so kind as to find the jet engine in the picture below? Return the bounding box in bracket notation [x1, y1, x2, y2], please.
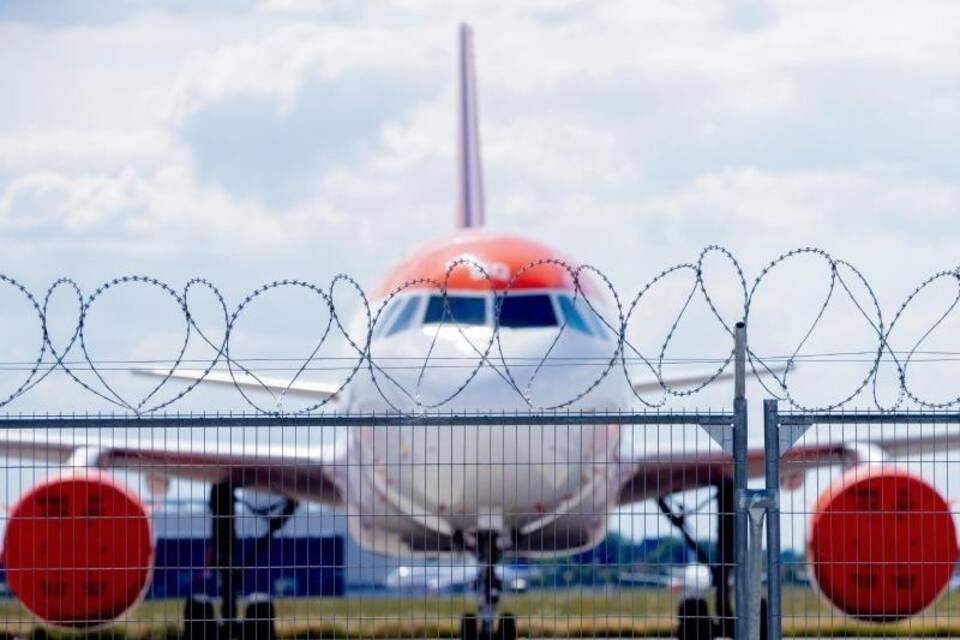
[2, 471, 154, 629]
[807, 465, 957, 622]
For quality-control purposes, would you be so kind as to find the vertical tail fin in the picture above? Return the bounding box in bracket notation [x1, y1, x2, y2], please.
[456, 23, 485, 228]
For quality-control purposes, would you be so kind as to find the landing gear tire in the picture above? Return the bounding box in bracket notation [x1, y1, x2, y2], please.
[243, 594, 277, 640]
[460, 613, 480, 640]
[759, 597, 768, 640]
[183, 595, 217, 640]
[496, 612, 517, 640]
[676, 597, 715, 640]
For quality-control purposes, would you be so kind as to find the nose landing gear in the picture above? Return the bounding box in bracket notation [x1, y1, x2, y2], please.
[184, 594, 277, 640]
[459, 530, 517, 640]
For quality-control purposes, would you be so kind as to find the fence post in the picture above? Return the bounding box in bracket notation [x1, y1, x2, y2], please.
[745, 497, 767, 640]
[733, 322, 749, 640]
[764, 399, 782, 640]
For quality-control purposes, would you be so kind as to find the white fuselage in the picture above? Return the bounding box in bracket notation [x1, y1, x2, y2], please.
[327, 290, 632, 558]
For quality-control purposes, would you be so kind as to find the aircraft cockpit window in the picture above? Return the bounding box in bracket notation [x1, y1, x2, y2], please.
[494, 294, 558, 328]
[385, 295, 422, 336]
[374, 297, 403, 337]
[557, 295, 593, 335]
[586, 306, 611, 338]
[423, 295, 487, 326]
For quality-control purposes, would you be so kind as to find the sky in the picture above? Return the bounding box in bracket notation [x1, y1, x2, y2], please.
[1, 0, 960, 546]
[1, 0, 959, 411]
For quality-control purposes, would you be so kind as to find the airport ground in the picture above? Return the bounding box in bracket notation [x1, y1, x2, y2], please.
[4, 588, 960, 638]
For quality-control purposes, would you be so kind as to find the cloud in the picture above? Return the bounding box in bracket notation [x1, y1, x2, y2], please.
[0, 169, 146, 231]
[0, 0, 151, 28]
[0, 165, 346, 254]
[0, 0, 258, 28]
[0, 1, 957, 294]
[640, 167, 960, 234]
[180, 69, 439, 208]
[0, 128, 179, 173]
[162, 24, 445, 125]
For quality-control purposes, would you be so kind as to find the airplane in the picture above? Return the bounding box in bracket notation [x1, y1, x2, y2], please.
[385, 562, 536, 594]
[1, 22, 959, 640]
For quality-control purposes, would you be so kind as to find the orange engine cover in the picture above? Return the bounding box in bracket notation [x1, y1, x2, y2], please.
[2, 471, 154, 629]
[808, 465, 957, 622]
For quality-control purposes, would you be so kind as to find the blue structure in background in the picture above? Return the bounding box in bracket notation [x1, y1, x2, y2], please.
[0, 536, 343, 601]
[574, 535, 690, 566]
[0, 532, 707, 600]
[149, 535, 344, 599]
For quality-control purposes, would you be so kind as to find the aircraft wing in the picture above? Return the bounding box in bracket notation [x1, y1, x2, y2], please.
[632, 363, 789, 394]
[143, 362, 788, 400]
[617, 430, 960, 504]
[132, 368, 342, 399]
[0, 429, 347, 506]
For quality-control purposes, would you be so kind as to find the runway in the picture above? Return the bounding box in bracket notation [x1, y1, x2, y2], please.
[4, 589, 960, 639]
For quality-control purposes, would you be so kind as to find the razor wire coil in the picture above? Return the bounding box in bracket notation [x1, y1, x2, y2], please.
[2, 246, 960, 415]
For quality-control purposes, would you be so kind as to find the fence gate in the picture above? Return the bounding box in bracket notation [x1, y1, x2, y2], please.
[762, 403, 960, 640]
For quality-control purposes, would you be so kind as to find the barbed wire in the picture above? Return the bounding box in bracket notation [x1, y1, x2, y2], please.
[1, 246, 959, 415]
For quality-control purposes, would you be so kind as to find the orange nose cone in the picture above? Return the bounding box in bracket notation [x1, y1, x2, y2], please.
[808, 466, 957, 622]
[374, 230, 585, 298]
[3, 472, 153, 629]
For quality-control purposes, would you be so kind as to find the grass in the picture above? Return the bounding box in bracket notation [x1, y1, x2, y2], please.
[5, 588, 960, 637]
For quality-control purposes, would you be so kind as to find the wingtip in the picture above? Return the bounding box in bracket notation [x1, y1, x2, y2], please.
[130, 368, 168, 378]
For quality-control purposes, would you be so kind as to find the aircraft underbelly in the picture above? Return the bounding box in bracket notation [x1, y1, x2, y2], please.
[344, 422, 620, 557]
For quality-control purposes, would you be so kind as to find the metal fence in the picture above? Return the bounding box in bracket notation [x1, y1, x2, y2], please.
[761, 405, 960, 640]
[3, 366, 960, 640]
[0, 410, 740, 640]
